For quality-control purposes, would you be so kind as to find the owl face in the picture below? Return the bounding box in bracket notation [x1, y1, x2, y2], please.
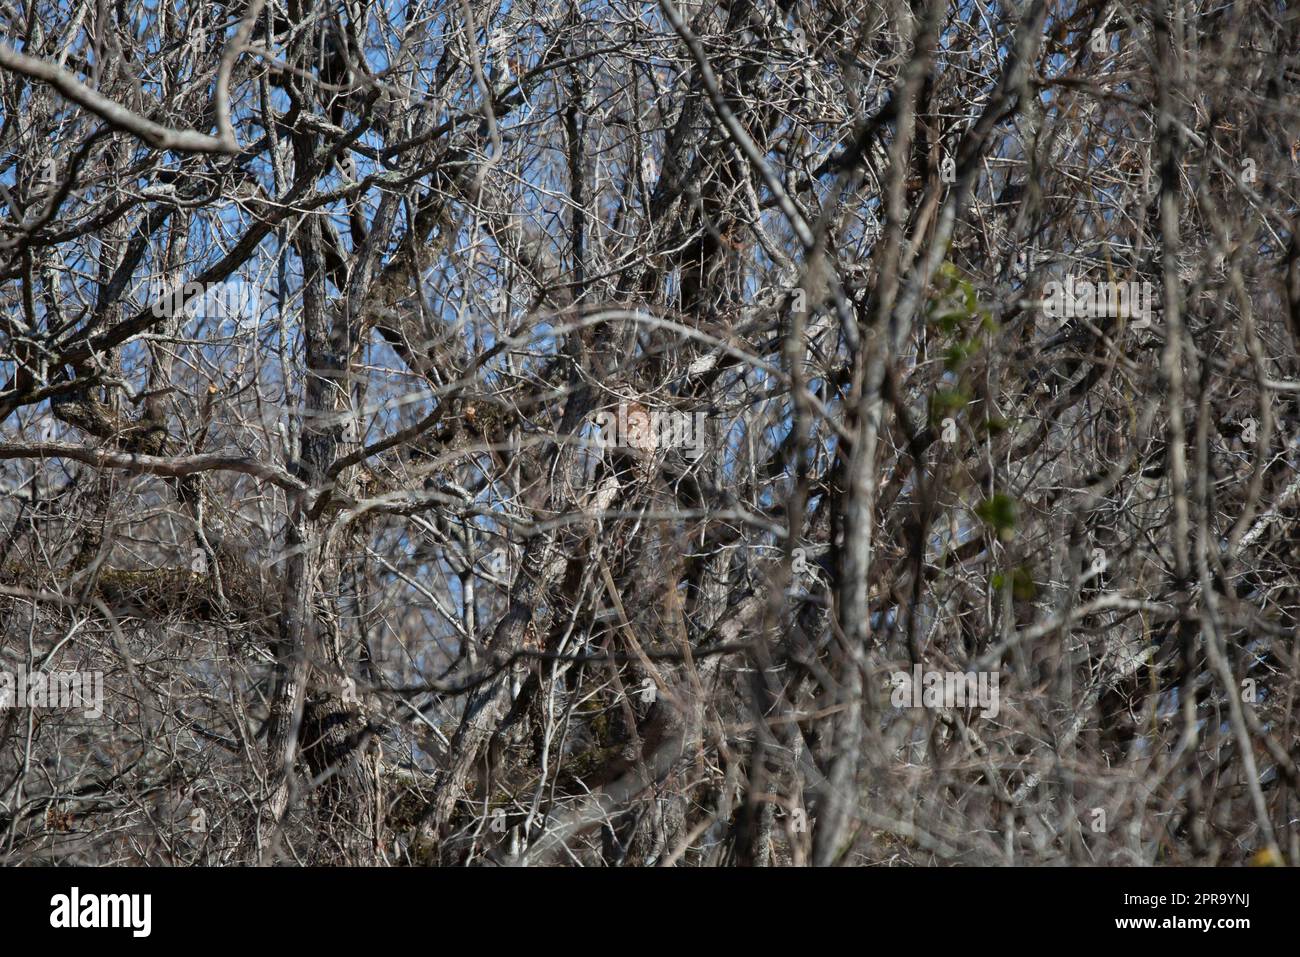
[623, 402, 657, 452]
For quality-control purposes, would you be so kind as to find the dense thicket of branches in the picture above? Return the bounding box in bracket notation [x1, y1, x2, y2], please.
[1, 0, 1298, 866]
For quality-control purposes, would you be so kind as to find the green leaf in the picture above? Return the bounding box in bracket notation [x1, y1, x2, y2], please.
[975, 493, 1018, 539]
[929, 388, 971, 426]
[943, 343, 970, 371]
[991, 565, 1037, 600]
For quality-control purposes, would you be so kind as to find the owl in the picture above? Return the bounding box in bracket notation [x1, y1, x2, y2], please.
[622, 401, 657, 453]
